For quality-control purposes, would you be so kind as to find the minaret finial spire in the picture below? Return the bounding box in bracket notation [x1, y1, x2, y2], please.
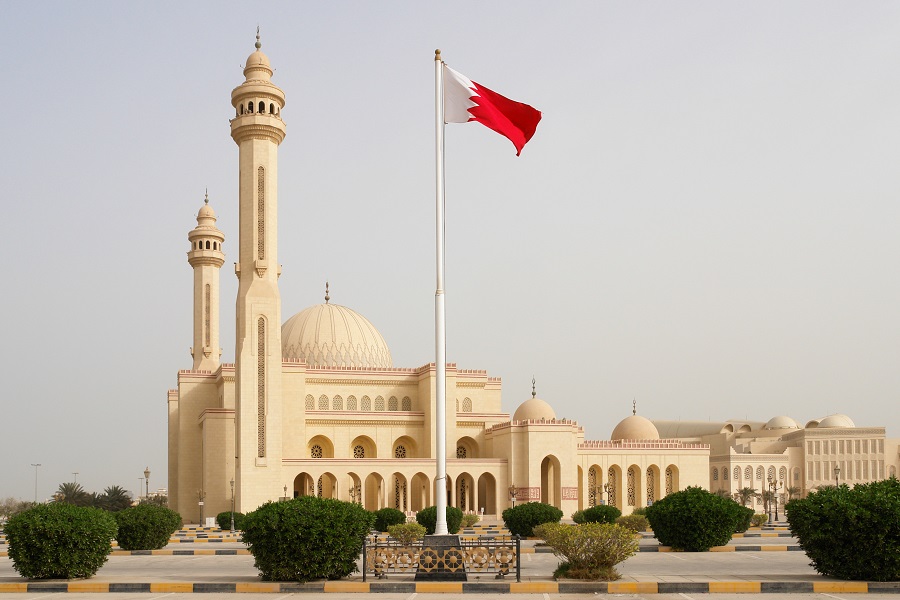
[324, 281, 330, 304]
[531, 377, 536, 399]
[633, 398, 637, 416]
[255, 26, 261, 49]
[204, 188, 209, 204]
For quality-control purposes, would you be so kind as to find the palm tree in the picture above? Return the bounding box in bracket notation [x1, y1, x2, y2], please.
[100, 486, 133, 512]
[785, 486, 801, 501]
[55, 482, 90, 506]
[737, 487, 758, 507]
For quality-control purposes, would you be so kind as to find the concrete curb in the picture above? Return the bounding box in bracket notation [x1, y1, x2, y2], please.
[0, 580, 897, 593]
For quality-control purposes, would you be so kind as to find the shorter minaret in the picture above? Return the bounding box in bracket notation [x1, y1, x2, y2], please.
[187, 192, 225, 370]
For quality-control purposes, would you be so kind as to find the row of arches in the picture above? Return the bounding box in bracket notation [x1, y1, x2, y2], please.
[305, 434, 481, 460]
[305, 394, 412, 412]
[192, 240, 220, 251]
[713, 465, 789, 484]
[237, 101, 280, 117]
[291, 470, 499, 514]
[582, 463, 680, 510]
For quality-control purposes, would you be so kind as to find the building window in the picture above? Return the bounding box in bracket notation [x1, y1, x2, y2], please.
[332, 395, 343, 410]
[318, 395, 328, 410]
[353, 445, 365, 459]
[462, 397, 472, 412]
[767, 466, 775, 481]
[304, 395, 314, 410]
[256, 317, 265, 458]
[756, 466, 764, 480]
[744, 466, 752, 480]
[346, 395, 357, 410]
[394, 445, 407, 459]
[310, 445, 323, 459]
[401, 396, 411, 411]
[607, 468, 617, 507]
[665, 467, 673, 495]
[375, 396, 385, 411]
[456, 446, 467, 459]
[779, 466, 787, 482]
[388, 396, 398, 411]
[588, 467, 597, 507]
[627, 467, 637, 506]
[256, 167, 265, 260]
[712, 468, 719, 481]
[734, 466, 740, 480]
[361, 396, 371, 411]
[646, 467, 655, 504]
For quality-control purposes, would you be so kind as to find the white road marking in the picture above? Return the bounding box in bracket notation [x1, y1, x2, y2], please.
[820, 594, 847, 600]
[664, 552, 687, 560]
[405, 593, 417, 600]
[678, 593, 694, 600]
[147, 593, 175, 600]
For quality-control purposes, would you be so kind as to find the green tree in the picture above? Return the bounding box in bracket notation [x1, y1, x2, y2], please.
[98, 486, 133, 512]
[55, 482, 91, 506]
[139, 494, 168, 507]
[736, 487, 757, 507]
[785, 486, 801, 500]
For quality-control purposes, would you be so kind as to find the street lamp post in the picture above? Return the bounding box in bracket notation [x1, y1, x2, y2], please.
[198, 490, 205, 524]
[508, 484, 518, 508]
[774, 479, 783, 521]
[834, 465, 841, 488]
[144, 467, 151, 500]
[603, 482, 613, 507]
[30, 464, 41, 504]
[230, 479, 235, 533]
[72, 472, 78, 483]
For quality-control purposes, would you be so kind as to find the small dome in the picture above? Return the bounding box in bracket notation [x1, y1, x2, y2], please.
[817, 414, 855, 428]
[198, 202, 216, 219]
[281, 301, 392, 369]
[513, 397, 556, 421]
[611, 415, 660, 441]
[765, 415, 800, 430]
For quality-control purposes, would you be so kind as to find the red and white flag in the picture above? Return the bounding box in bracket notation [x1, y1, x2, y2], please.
[443, 64, 542, 156]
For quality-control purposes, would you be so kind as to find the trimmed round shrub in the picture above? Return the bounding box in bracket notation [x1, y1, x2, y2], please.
[387, 522, 426, 545]
[115, 504, 182, 551]
[461, 513, 480, 527]
[216, 511, 245, 531]
[571, 509, 585, 524]
[5, 503, 117, 579]
[750, 513, 769, 527]
[373, 507, 406, 532]
[727, 500, 754, 533]
[534, 522, 638, 580]
[615, 513, 649, 533]
[582, 505, 621, 524]
[645, 487, 751, 551]
[502, 502, 563, 537]
[416, 505, 463, 535]
[786, 478, 900, 581]
[242, 496, 374, 582]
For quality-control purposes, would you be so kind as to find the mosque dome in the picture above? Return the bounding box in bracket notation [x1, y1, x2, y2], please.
[242, 32, 273, 81]
[513, 396, 556, 421]
[764, 415, 800, 430]
[281, 291, 392, 369]
[816, 414, 855, 428]
[611, 414, 660, 441]
[198, 202, 216, 220]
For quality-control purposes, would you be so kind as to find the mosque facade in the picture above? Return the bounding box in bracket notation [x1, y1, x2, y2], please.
[167, 39, 899, 522]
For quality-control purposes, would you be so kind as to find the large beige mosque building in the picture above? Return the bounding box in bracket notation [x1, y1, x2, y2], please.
[167, 39, 899, 522]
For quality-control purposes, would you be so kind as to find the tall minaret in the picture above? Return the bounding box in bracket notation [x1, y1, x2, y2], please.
[187, 192, 225, 371]
[230, 32, 287, 511]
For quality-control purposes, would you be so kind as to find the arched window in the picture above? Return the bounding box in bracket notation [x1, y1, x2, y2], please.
[318, 395, 328, 410]
[607, 467, 617, 508]
[388, 396, 398, 411]
[259, 101, 265, 114]
[269, 103, 275, 114]
[394, 445, 407, 459]
[205, 240, 210, 249]
[665, 467, 673, 495]
[767, 466, 776, 481]
[456, 446, 467, 459]
[627, 467, 637, 506]
[456, 398, 459, 412]
[305, 395, 314, 410]
[375, 396, 385, 411]
[462, 398, 472, 412]
[248, 102, 253, 113]
[353, 445, 365, 459]
[332, 396, 343, 410]
[310, 445, 323, 459]
[744, 466, 753, 480]
[346, 395, 357, 410]
[588, 467, 597, 507]
[401, 397, 411, 411]
[779, 466, 787, 482]
[734, 466, 740, 480]
[712, 468, 719, 481]
[646, 467, 656, 504]
[240, 104, 244, 115]
[361, 396, 371, 411]
[756, 466, 764, 480]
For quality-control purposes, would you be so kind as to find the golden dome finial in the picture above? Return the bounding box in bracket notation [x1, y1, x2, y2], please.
[255, 26, 261, 50]
[531, 377, 536, 399]
[324, 281, 330, 304]
[633, 398, 637, 416]
[204, 188, 209, 204]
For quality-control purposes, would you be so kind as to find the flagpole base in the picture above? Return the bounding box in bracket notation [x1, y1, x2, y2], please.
[414, 535, 468, 581]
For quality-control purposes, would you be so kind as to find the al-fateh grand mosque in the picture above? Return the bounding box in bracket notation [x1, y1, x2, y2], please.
[167, 38, 900, 522]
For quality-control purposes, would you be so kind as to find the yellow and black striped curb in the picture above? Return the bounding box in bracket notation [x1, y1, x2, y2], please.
[0, 581, 897, 593]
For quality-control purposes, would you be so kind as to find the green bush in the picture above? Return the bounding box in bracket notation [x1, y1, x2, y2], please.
[535, 522, 638, 580]
[242, 496, 374, 582]
[461, 513, 480, 527]
[502, 502, 563, 537]
[5, 503, 117, 579]
[415, 506, 463, 535]
[115, 504, 182, 551]
[786, 478, 900, 581]
[582, 505, 621, 524]
[571, 510, 585, 524]
[387, 522, 426, 545]
[373, 507, 406, 532]
[750, 513, 769, 527]
[645, 487, 751, 551]
[216, 511, 245, 531]
[615, 513, 649, 533]
[727, 500, 754, 533]
[630, 507, 648, 516]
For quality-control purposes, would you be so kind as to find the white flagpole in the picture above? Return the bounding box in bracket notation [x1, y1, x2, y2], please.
[433, 49, 448, 536]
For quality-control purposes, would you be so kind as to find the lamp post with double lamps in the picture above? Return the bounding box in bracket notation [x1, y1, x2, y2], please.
[230, 479, 235, 533]
[834, 465, 841, 487]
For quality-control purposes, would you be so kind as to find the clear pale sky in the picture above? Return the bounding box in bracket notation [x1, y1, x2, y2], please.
[1, 2, 898, 501]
